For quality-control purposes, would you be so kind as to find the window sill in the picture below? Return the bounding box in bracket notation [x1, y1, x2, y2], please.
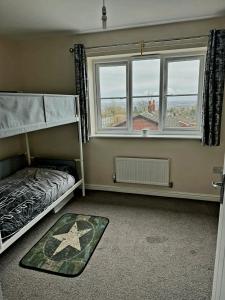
[90, 134, 202, 140]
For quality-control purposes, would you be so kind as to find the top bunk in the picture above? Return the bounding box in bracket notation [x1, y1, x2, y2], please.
[0, 93, 79, 138]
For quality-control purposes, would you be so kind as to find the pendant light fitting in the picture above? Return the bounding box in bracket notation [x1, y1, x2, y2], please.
[102, 0, 107, 29]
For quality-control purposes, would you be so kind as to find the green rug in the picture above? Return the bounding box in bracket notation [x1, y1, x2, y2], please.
[20, 213, 109, 277]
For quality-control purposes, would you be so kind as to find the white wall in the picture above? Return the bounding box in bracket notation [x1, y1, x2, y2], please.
[1, 17, 225, 199]
[0, 38, 25, 159]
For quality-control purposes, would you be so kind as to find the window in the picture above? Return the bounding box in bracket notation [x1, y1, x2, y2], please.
[97, 63, 128, 129]
[132, 58, 160, 132]
[93, 52, 205, 137]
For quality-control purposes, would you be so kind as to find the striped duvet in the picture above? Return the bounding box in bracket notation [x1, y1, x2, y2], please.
[0, 167, 75, 240]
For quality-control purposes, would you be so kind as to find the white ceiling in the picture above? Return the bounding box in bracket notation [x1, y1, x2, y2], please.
[0, 0, 225, 36]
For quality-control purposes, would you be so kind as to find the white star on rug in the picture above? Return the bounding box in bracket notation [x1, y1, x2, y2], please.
[52, 222, 92, 256]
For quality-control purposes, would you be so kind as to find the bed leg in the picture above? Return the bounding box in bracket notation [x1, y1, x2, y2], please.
[76, 96, 85, 198]
[25, 133, 31, 166]
[82, 181, 85, 197]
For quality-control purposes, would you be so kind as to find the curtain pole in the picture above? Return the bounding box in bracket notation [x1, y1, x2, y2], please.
[69, 34, 208, 53]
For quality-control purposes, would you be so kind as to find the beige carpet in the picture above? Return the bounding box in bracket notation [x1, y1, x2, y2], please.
[0, 191, 219, 300]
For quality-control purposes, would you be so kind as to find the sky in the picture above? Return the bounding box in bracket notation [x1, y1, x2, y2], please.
[99, 58, 200, 98]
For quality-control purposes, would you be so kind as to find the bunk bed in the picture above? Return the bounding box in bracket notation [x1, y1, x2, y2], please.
[0, 93, 85, 254]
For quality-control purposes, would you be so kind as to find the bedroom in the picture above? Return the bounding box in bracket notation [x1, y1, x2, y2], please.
[0, 1, 225, 299]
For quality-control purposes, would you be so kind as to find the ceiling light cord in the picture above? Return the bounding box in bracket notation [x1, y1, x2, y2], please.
[102, 0, 107, 29]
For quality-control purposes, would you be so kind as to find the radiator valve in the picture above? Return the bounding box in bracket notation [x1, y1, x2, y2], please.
[112, 173, 116, 183]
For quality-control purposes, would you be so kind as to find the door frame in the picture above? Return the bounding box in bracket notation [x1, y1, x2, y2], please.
[212, 156, 225, 300]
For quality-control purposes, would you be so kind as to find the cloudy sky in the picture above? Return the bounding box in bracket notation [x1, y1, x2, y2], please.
[99, 58, 200, 98]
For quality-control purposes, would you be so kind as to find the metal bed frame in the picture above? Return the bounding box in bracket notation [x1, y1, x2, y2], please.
[0, 94, 85, 254]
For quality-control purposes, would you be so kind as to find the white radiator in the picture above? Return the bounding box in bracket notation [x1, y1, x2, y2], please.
[115, 157, 170, 187]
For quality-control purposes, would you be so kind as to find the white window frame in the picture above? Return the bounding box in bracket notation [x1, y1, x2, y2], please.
[95, 61, 129, 133]
[131, 55, 161, 134]
[162, 55, 205, 134]
[92, 50, 206, 138]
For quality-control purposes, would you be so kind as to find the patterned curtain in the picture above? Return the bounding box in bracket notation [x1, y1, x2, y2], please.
[74, 44, 89, 143]
[202, 29, 225, 146]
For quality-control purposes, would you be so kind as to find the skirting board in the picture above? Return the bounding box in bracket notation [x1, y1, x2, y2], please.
[85, 184, 219, 202]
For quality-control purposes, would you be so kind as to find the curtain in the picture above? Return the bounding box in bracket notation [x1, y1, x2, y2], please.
[202, 29, 225, 146]
[74, 44, 89, 143]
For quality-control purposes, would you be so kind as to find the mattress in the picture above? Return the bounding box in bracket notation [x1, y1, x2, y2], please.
[0, 167, 75, 240]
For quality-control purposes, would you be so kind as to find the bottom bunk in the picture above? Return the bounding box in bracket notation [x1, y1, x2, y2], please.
[0, 155, 84, 254]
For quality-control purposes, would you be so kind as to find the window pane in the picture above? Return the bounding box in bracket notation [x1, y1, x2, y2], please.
[132, 59, 160, 96]
[165, 95, 198, 128]
[99, 65, 126, 98]
[132, 97, 159, 131]
[167, 59, 200, 94]
[100, 99, 127, 128]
